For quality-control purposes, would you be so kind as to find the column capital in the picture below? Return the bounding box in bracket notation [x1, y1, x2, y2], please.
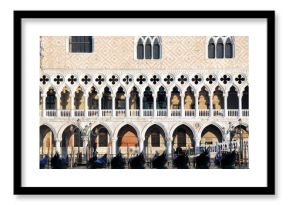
[111, 137, 118, 142]
[70, 94, 75, 98]
[223, 93, 228, 97]
[41, 93, 47, 97]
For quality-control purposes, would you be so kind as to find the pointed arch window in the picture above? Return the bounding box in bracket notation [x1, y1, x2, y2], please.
[216, 38, 224, 58]
[136, 36, 161, 60]
[69, 36, 93, 53]
[208, 38, 215, 59]
[137, 38, 144, 59]
[153, 39, 161, 59]
[46, 88, 56, 110]
[225, 38, 233, 58]
[145, 38, 152, 59]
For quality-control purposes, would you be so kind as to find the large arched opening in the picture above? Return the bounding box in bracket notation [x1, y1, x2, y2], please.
[117, 124, 139, 157]
[90, 125, 110, 156]
[172, 125, 195, 152]
[200, 124, 223, 146]
[39, 125, 55, 157]
[61, 125, 83, 158]
[144, 124, 166, 158]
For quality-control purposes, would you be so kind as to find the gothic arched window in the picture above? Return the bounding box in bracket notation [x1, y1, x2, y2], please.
[136, 37, 161, 60]
[145, 38, 152, 59]
[137, 38, 144, 59]
[208, 38, 215, 59]
[216, 38, 224, 58]
[225, 38, 233, 58]
[153, 38, 161, 59]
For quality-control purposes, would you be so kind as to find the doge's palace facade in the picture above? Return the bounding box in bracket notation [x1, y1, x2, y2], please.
[39, 36, 249, 159]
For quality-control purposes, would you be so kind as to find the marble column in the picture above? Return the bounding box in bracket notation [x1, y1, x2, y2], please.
[238, 93, 242, 117]
[167, 94, 171, 117]
[139, 94, 143, 117]
[42, 94, 47, 117]
[181, 94, 185, 117]
[195, 94, 199, 117]
[84, 94, 88, 117]
[112, 94, 116, 117]
[126, 94, 130, 117]
[224, 93, 228, 117]
[70, 94, 75, 117]
[56, 94, 60, 117]
[98, 94, 102, 117]
[166, 139, 172, 156]
[139, 138, 144, 154]
[111, 138, 117, 156]
[55, 139, 61, 155]
[209, 94, 213, 117]
[153, 94, 157, 117]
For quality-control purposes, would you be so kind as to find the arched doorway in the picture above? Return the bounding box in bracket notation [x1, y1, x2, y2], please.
[144, 124, 166, 158]
[39, 125, 55, 158]
[172, 125, 195, 153]
[201, 124, 223, 146]
[117, 125, 139, 158]
[90, 125, 110, 156]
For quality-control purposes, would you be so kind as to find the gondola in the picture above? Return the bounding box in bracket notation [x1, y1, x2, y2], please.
[151, 151, 167, 169]
[111, 152, 126, 169]
[51, 153, 68, 169]
[128, 152, 145, 169]
[40, 155, 49, 169]
[88, 153, 109, 169]
[173, 147, 189, 169]
[194, 149, 210, 169]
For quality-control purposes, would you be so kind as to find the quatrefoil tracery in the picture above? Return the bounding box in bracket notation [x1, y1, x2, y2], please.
[192, 75, 202, 84]
[40, 75, 49, 85]
[68, 75, 77, 85]
[53, 75, 63, 85]
[95, 75, 105, 85]
[235, 74, 245, 84]
[164, 75, 174, 85]
[220, 75, 231, 84]
[150, 75, 160, 84]
[123, 75, 133, 85]
[178, 75, 187, 84]
[137, 75, 146, 84]
[109, 75, 119, 85]
[206, 75, 216, 84]
[81, 75, 91, 85]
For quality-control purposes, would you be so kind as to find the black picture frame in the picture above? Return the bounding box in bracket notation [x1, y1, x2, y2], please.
[14, 10, 275, 195]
